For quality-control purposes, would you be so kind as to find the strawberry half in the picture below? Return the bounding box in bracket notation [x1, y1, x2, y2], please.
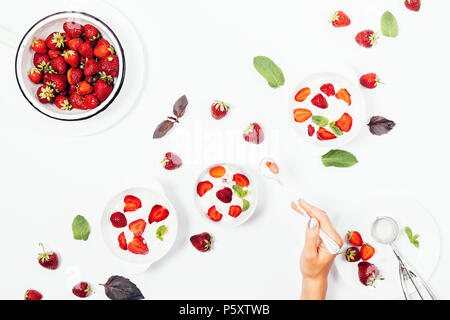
[229, 205, 242, 218]
[311, 93, 328, 109]
[190, 232, 213, 252]
[207, 206, 223, 222]
[149, 205, 169, 224]
[335, 113, 353, 132]
[361, 243, 375, 261]
[118, 232, 127, 250]
[197, 181, 213, 197]
[320, 83, 335, 97]
[347, 231, 363, 246]
[336, 88, 351, 106]
[294, 87, 311, 102]
[317, 127, 337, 140]
[124, 195, 142, 212]
[293, 108, 312, 123]
[129, 219, 147, 236]
[128, 236, 149, 255]
[209, 166, 226, 178]
[233, 174, 249, 188]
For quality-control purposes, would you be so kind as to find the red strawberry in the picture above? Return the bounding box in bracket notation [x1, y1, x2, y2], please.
[84, 24, 100, 41]
[320, 83, 335, 96]
[69, 92, 85, 110]
[360, 73, 382, 89]
[293, 108, 312, 123]
[295, 87, 311, 102]
[84, 59, 99, 76]
[128, 236, 149, 255]
[48, 49, 61, 59]
[233, 174, 249, 188]
[211, 100, 230, 120]
[50, 56, 67, 74]
[85, 74, 100, 84]
[54, 95, 72, 110]
[207, 206, 223, 222]
[37, 85, 55, 104]
[311, 93, 328, 109]
[216, 187, 233, 203]
[45, 32, 66, 50]
[118, 232, 127, 250]
[347, 231, 363, 246]
[405, 0, 420, 11]
[72, 282, 92, 298]
[345, 247, 361, 262]
[161, 152, 182, 170]
[317, 127, 337, 140]
[335, 113, 353, 132]
[78, 42, 94, 58]
[243, 122, 264, 144]
[68, 37, 83, 51]
[44, 74, 67, 93]
[63, 21, 84, 39]
[124, 195, 142, 212]
[68, 85, 77, 95]
[62, 50, 79, 68]
[361, 243, 375, 261]
[84, 94, 99, 109]
[28, 67, 42, 84]
[94, 41, 115, 59]
[330, 11, 351, 27]
[37, 243, 59, 270]
[149, 205, 170, 224]
[78, 81, 93, 95]
[67, 68, 83, 85]
[336, 88, 352, 105]
[308, 124, 315, 137]
[355, 30, 378, 48]
[33, 53, 50, 69]
[197, 181, 213, 197]
[99, 54, 119, 77]
[31, 38, 47, 53]
[110, 212, 127, 228]
[229, 205, 242, 218]
[24, 289, 43, 300]
[358, 262, 383, 287]
[190, 232, 213, 252]
[129, 219, 147, 237]
[94, 79, 113, 102]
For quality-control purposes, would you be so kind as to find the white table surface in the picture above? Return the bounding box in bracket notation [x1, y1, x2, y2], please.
[0, 0, 449, 300]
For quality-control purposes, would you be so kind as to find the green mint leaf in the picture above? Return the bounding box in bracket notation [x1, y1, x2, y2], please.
[156, 225, 167, 241]
[232, 184, 248, 198]
[253, 56, 285, 88]
[321, 149, 358, 168]
[405, 226, 420, 248]
[404, 226, 413, 239]
[242, 199, 250, 212]
[381, 11, 399, 38]
[412, 234, 420, 241]
[413, 240, 420, 248]
[329, 121, 343, 136]
[312, 115, 329, 127]
[72, 215, 90, 241]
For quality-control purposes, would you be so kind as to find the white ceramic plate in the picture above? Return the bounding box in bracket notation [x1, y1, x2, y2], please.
[334, 193, 441, 299]
[290, 72, 366, 148]
[194, 163, 258, 227]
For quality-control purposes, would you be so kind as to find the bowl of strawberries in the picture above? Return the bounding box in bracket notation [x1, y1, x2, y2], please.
[15, 11, 125, 121]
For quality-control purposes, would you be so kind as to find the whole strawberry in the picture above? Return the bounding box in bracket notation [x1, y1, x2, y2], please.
[330, 11, 351, 27]
[405, 0, 420, 11]
[84, 24, 100, 41]
[37, 243, 59, 270]
[360, 73, 382, 89]
[94, 79, 113, 102]
[37, 85, 55, 104]
[355, 30, 378, 48]
[63, 21, 84, 39]
[54, 95, 72, 110]
[33, 53, 50, 70]
[243, 122, 264, 144]
[190, 232, 213, 252]
[31, 38, 48, 54]
[347, 231, 363, 246]
[78, 42, 94, 58]
[84, 94, 99, 109]
[45, 32, 66, 50]
[345, 247, 361, 262]
[161, 152, 182, 170]
[28, 68, 42, 84]
[50, 56, 67, 75]
[99, 54, 119, 78]
[358, 262, 383, 287]
[24, 289, 43, 300]
[62, 50, 79, 68]
[72, 282, 93, 298]
[211, 100, 230, 120]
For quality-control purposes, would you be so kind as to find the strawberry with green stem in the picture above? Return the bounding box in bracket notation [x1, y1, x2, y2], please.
[330, 11, 351, 27]
[161, 152, 182, 170]
[72, 282, 93, 298]
[37, 243, 59, 270]
[360, 73, 382, 89]
[355, 30, 378, 48]
[211, 100, 230, 120]
[190, 232, 213, 252]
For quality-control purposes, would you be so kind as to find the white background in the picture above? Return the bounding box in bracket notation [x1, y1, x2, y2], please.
[0, 0, 449, 300]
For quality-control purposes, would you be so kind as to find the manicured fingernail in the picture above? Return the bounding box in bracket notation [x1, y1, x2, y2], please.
[309, 218, 318, 229]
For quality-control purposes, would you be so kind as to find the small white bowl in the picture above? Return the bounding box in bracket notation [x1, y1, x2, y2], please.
[15, 11, 125, 121]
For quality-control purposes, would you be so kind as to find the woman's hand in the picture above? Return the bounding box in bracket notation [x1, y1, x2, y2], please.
[291, 199, 344, 300]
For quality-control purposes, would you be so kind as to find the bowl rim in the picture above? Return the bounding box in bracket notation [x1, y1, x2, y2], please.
[14, 10, 126, 121]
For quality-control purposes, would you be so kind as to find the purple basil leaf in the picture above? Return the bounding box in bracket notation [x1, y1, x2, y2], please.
[368, 116, 396, 136]
[173, 95, 188, 118]
[101, 275, 144, 300]
[153, 119, 175, 139]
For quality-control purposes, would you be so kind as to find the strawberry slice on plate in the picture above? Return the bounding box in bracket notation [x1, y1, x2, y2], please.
[294, 87, 311, 102]
[128, 236, 149, 255]
[229, 205, 242, 218]
[209, 166, 226, 178]
[207, 206, 223, 222]
[149, 205, 169, 224]
[320, 83, 335, 97]
[293, 108, 312, 123]
[129, 219, 147, 237]
[197, 181, 213, 197]
[124, 195, 142, 212]
[317, 127, 337, 140]
[335, 113, 353, 132]
[311, 93, 328, 109]
[336, 88, 352, 105]
[233, 174, 249, 188]
[118, 232, 127, 250]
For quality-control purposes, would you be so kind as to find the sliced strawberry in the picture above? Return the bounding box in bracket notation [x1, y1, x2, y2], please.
[209, 166, 226, 178]
[293, 108, 312, 123]
[311, 93, 328, 109]
[233, 174, 249, 187]
[336, 88, 352, 105]
[123, 195, 142, 212]
[229, 205, 242, 218]
[335, 113, 353, 132]
[149, 205, 169, 224]
[207, 206, 223, 222]
[118, 232, 127, 250]
[320, 83, 335, 96]
[308, 124, 315, 137]
[294, 87, 311, 102]
[266, 161, 279, 174]
[361, 243, 375, 261]
[129, 219, 147, 237]
[347, 231, 363, 246]
[128, 236, 149, 255]
[317, 127, 337, 140]
[197, 181, 213, 197]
